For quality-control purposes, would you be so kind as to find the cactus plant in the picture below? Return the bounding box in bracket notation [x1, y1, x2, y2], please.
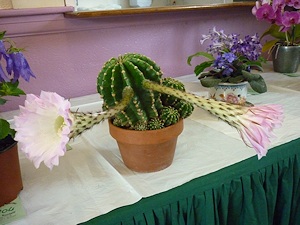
[97, 53, 194, 130]
[13, 52, 283, 170]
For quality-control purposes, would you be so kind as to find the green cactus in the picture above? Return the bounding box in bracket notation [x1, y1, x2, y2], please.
[161, 77, 185, 106]
[97, 53, 193, 130]
[148, 118, 164, 130]
[160, 106, 180, 126]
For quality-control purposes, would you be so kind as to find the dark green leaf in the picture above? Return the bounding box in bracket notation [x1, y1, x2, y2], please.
[228, 75, 244, 83]
[0, 81, 25, 97]
[200, 77, 222, 88]
[261, 24, 286, 41]
[0, 119, 11, 140]
[0, 98, 7, 105]
[241, 70, 262, 81]
[187, 52, 214, 66]
[194, 61, 213, 75]
[293, 25, 300, 44]
[262, 39, 279, 53]
[248, 77, 267, 93]
[0, 31, 6, 40]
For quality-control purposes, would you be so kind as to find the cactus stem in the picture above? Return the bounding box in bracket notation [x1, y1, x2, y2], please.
[69, 87, 134, 139]
[143, 80, 248, 127]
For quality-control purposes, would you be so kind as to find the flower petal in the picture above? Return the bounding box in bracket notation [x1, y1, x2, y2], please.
[14, 91, 72, 169]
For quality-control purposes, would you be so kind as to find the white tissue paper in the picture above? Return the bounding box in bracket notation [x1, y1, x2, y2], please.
[76, 0, 128, 11]
[129, 0, 152, 7]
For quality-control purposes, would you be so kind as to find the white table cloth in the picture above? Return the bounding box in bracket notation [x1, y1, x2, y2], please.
[4, 66, 300, 225]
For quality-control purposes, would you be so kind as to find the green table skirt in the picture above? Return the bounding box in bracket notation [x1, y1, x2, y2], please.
[81, 138, 300, 225]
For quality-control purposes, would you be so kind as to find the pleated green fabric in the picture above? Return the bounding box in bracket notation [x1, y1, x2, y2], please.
[80, 138, 300, 225]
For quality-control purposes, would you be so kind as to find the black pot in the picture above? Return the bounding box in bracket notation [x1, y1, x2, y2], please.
[272, 45, 300, 73]
[0, 135, 17, 153]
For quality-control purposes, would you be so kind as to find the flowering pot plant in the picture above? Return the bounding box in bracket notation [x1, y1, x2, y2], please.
[187, 28, 267, 94]
[13, 53, 283, 170]
[0, 31, 35, 149]
[252, 0, 300, 52]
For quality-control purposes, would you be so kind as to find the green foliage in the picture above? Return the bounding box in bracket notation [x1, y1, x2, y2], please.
[0, 118, 15, 140]
[261, 24, 300, 52]
[187, 52, 214, 66]
[0, 81, 26, 140]
[0, 81, 25, 98]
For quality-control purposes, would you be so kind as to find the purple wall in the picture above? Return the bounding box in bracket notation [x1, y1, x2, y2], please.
[0, 6, 268, 111]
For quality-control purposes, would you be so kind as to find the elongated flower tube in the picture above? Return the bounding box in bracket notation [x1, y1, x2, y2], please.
[14, 88, 133, 169]
[143, 80, 283, 158]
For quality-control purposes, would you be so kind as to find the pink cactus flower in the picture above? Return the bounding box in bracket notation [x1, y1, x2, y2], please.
[14, 91, 73, 169]
[235, 104, 284, 159]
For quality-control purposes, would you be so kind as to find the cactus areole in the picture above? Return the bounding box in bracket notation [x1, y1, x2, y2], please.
[97, 53, 194, 131]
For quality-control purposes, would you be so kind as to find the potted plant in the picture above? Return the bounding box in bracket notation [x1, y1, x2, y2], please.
[13, 53, 283, 173]
[0, 31, 35, 206]
[187, 28, 267, 105]
[252, 0, 300, 73]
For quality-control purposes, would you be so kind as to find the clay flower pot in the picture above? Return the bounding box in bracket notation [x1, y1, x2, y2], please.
[0, 136, 23, 206]
[108, 119, 184, 173]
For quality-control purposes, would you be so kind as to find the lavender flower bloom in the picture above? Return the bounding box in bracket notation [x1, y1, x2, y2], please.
[213, 52, 237, 76]
[231, 34, 262, 61]
[201, 27, 238, 54]
[6, 52, 36, 82]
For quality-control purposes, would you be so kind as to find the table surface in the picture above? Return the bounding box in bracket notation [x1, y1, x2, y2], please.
[5, 64, 300, 225]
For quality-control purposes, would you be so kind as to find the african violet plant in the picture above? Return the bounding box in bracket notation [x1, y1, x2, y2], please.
[0, 31, 35, 143]
[13, 53, 283, 169]
[187, 28, 267, 94]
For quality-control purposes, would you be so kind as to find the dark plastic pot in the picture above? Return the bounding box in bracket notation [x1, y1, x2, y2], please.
[0, 135, 23, 206]
[272, 45, 300, 73]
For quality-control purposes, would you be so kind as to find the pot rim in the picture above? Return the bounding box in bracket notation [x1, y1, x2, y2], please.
[0, 136, 17, 154]
[108, 119, 184, 145]
[217, 81, 248, 86]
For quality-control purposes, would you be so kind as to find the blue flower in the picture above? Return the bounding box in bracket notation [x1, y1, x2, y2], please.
[213, 53, 237, 76]
[6, 52, 35, 82]
[0, 41, 9, 82]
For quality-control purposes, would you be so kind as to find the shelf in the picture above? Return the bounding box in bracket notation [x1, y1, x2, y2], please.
[0, 6, 74, 18]
[64, 2, 254, 18]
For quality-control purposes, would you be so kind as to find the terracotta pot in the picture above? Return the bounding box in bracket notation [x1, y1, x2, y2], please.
[0, 136, 23, 207]
[108, 119, 184, 173]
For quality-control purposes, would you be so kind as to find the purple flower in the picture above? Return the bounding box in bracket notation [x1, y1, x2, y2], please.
[223, 52, 236, 63]
[289, 0, 300, 9]
[272, 0, 285, 11]
[6, 52, 35, 82]
[0, 65, 9, 82]
[281, 11, 300, 31]
[213, 53, 237, 76]
[232, 34, 262, 61]
[255, 4, 276, 22]
[0, 41, 9, 82]
[0, 40, 6, 56]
